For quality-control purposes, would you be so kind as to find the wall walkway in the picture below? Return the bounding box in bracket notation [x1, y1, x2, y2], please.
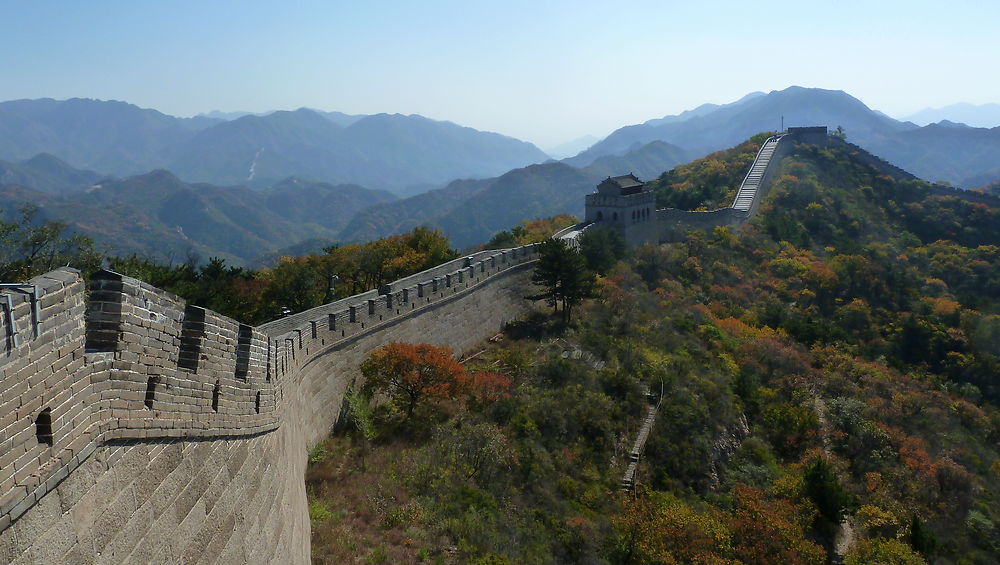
[0, 244, 540, 564]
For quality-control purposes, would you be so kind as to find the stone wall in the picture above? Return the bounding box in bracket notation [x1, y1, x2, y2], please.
[656, 207, 747, 242]
[655, 134, 794, 242]
[0, 243, 541, 564]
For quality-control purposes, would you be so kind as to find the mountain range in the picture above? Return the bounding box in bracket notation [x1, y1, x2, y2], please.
[0, 165, 395, 266]
[338, 140, 689, 247]
[4, 87, 1000, 263]
[0, 136, 687, 260]
[0, 98, 549, 194]
[569, 86, 1000, 188]
[903, 102, 1000, 129]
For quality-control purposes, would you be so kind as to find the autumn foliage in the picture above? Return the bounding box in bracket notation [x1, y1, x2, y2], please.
[308, 137, 1000, 564]
[468, 371, 513, 403]
[361, 342, 468, 419]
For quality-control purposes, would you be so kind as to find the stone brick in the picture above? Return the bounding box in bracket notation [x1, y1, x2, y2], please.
[1, 254, 541, 563]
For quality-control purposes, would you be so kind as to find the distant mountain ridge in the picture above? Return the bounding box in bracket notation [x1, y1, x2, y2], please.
[0, 165, 396, 266]
[544, 135, 599, 159]
[0, 98, 549, 195]
[569, 86, 1000, 187]
[0, 98, 221, 175]
[904, 102, 1000, 128]
[338, 139, 690, 248]
[169, 109, 549, 191]
[0, 153, 107, 195]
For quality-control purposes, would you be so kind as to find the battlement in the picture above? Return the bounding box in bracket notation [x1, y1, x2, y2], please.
[0, 242, 540, 536]
[577, 133, 790, 247]
[261, 244, 540, 386]
[0, 268, 278, 528]
[786, 125, 829, 146]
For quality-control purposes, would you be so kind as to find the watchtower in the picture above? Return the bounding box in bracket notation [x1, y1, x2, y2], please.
[584, 173, 659, 246]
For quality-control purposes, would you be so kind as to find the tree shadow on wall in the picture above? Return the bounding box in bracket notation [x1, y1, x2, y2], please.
[504, 311, 566, 341]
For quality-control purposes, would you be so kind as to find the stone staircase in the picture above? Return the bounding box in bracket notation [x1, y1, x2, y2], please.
[732, 135, 781, 212]
[621, 387, 660, 492]
[556, 339, 605, 370]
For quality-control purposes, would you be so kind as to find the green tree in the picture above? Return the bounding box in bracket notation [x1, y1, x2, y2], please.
[528, 238, 595, 323]
[908, 514, 937, 557]
[803, 457, 853, 531]
[578, 226, 627, 275]
[484, 230, 518, 250]
[0, 205, 102, 281]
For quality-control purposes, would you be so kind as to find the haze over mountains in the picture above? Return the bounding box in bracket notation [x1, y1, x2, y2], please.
[569, 86, 1000, 188]
[0, 153, 108, 195]
[3, 86, 1000, 262]
[343, 87, 1000, 247]
[0, 167, 395, 266]
[903, 102, 1000, 129]
[339, 139, 689, 248]
[0, 98, 548, 194]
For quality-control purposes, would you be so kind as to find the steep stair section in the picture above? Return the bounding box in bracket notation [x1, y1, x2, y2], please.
[621, 388, 660, 491]
[732, 135, 781, 212]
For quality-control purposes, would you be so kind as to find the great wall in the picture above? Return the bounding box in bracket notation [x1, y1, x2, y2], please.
[555, 127, 832, 247]
[6, 126, 986, 563]
[0, 243, 541, 564]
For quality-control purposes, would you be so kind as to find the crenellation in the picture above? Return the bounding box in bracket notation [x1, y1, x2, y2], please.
[1, 243, 541, 562]
[577, 134, 791, 246]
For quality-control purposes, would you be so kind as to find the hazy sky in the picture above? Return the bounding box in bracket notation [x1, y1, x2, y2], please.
[2, 1, 998, 147]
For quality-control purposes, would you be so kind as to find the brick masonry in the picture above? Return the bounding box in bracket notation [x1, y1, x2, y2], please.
[0, 243, 541, 564]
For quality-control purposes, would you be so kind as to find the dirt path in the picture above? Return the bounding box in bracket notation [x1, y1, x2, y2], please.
[813, 394, 855, 562]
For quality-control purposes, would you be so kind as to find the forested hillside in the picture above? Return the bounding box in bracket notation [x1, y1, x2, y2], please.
[339, 139, 689, 248]
[306, 137, 1000, 564]
[0, 171, 397, 266]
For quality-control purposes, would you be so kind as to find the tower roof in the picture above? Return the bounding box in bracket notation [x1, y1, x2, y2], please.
[597, 173, 645, 195]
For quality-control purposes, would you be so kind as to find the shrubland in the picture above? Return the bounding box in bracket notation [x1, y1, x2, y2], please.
[4, 132, 998, 563]
[307, 137, 1000, 564]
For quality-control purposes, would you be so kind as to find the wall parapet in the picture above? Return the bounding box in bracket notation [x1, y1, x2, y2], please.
[574, 133, 790, 247]
[0, 242, 540, 534]
[260, 244, 540, 385]
[654, 132, 793, 242]
[0, 267, 278, 529]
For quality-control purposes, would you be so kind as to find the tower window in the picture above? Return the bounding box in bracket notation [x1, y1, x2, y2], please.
[211, 380, 220, 412]
[145, 377, 158, 409]
[35, 408, 53, 446]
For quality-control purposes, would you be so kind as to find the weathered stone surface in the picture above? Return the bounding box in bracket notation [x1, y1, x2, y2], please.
[0, 245, 540, 563]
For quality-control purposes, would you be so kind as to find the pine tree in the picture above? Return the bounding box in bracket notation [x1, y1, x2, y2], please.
[528, 238, 595, 322]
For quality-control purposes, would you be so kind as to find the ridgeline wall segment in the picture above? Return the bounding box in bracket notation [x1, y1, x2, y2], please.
[8, 125, 989, 564]
[571, 126, 998, 249]
[0, 244, 540, 564]
[575, 127, 827, 247]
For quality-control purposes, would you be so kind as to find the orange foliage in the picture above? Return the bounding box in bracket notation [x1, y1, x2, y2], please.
[726, 485, 824, 565]
[715, 317, 751, 338]
[361, 342, 468, 419]
[468, 371, 513, 403]
[898, 435, 937, 480]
